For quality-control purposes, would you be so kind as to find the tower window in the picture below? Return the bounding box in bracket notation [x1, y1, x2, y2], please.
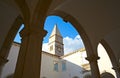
[50, 45, 53, 51]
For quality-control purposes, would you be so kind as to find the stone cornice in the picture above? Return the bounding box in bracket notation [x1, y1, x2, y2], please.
[12, 42, 85, 59]
[42, 51, 60, 58]
[12, 42, 21, 47]
[61, 48, 85, 58]
[12, 42, 60, 58]
[0, 56, 8, 65]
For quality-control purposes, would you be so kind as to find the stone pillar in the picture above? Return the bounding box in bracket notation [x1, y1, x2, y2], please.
[86, 55, 101, 78]
[112, 66, 120, 78]
[13, 27, 47, 78]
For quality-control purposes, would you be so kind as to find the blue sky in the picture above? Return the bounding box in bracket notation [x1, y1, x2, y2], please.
[14, 16, 78, 43]
[14, 16, 84, 54]
[43, 16, 79, 43]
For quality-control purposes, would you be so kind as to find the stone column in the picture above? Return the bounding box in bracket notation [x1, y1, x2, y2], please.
[112, 66, 120, 78]
[86, 55, 101, 78]
[13, 27, 47, 78]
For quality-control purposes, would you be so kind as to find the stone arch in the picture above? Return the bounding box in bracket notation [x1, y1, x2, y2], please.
[100, 39, 120, 77]
[73, 76, 79, 78]
[0, 15, 23, 63]
[83, 72, 92, 78]
[49, 10, 98, 59]
[49, 10, 100, 78]
[101, 72, 115, 78]
[0, 15, 23, 76]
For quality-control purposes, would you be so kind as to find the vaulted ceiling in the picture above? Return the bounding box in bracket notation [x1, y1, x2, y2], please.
[0, 0, 120, 67]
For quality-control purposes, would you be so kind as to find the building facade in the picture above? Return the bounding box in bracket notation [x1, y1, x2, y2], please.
[0, 25, 116, 78]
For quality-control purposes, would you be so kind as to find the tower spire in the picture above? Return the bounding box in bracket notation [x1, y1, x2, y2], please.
[50, 24, 61, 37]
[48, 24, 64, 56]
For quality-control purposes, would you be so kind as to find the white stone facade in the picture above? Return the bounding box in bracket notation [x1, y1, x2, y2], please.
[0, 42, 116, 78]
[0, 25, 116, 78]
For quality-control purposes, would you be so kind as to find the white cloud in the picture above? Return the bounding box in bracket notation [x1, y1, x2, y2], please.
[63, 35, 84, 54]
[42, 35, 84, 54]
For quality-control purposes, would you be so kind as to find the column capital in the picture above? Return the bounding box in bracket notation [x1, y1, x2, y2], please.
[86, 55, 101, 78]
[20, 28, 47, 39]
[86, 55, 100, 62]
[112, 66, 120, 71]
[112, 66, 120, 78]
[0, 56, 8, 65]
[14, 26, 47, 78]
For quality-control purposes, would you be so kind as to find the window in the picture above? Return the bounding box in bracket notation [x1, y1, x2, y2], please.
[56, 45, 62, 52]
[62, 61, 66, 71]
[50, 45, 53, 51]
[54, 61, 58, 71]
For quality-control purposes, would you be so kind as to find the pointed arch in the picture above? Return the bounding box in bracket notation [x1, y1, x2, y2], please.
[100, 39, 118, 69]
[49, 10, 98, 59]
[0, 15, 23, 61]
[14, 0, 30, 24]
[49, 10, 100, 78]
[100, 39, 119, 77]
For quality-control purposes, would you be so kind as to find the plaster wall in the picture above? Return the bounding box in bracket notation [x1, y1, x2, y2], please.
[1, 43, 20, 78]
[40, 53, 60, 78]
[0, 43, 116, 78]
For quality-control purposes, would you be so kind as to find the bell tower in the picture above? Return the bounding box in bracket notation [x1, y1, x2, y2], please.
[48, 24, 64, 56]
